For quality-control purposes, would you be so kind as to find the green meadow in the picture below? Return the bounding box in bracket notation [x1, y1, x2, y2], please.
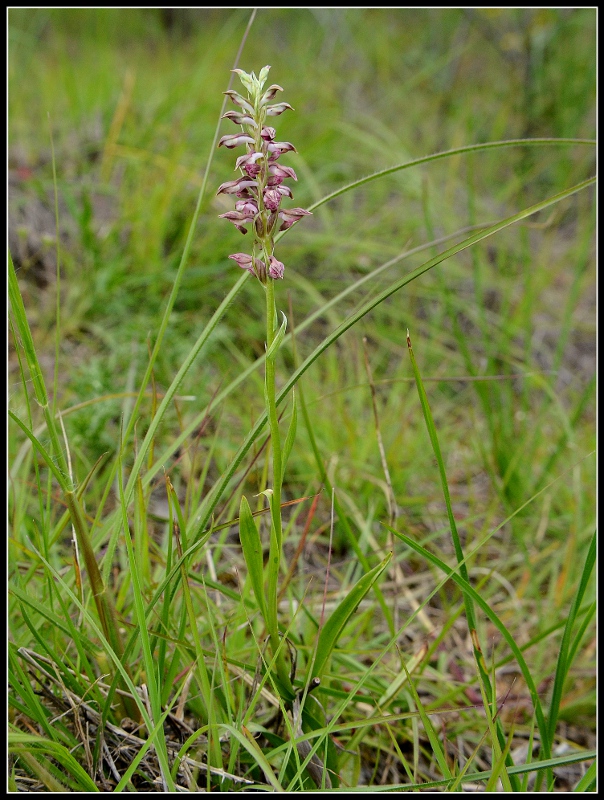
[9, 8, 595, 791]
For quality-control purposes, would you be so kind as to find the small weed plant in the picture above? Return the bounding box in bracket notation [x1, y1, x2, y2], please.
[9, 9, 595, 792]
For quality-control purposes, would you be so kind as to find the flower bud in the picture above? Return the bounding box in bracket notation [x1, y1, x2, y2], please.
[231, 68, 255, 94]
[268, 256, 285, 279]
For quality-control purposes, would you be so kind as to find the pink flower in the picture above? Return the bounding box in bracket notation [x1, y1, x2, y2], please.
[235, 199, 259, 217]
[261, 126, 277, 141]
[262, 184, 294, 212]
[234, 151, 265, 178]
[219, 211, 253, 234]
[267, 141, 297, 157]
[265, 102, 294, 117]
[263, 189, 283, 212]
[217, 177, 258, 195]
[218, 133, 255, 149]
[234, 151, 264, 170]
[221, 110, 256, 126]
[278, 207, 312, 231]
[259, 84, 283, 105]
[268, 164, 298, 183]
[268, 256, 285, 279]
[222, 90, 255, 115]
[229, 253, 265, 276]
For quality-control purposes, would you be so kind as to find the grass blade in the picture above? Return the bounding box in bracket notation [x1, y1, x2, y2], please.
[384, 524, 549, 752]
[308, 552, 392, 683]
[9, 732, 99, 792]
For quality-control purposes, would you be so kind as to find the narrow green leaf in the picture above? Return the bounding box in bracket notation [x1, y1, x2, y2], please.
[266, 310, 288, 361]
[239, 495, 267, 619]
[8, 252, 48, 408]
[166, 480, 224, 760]
[116, 451, 175, 790]
[9, 252, 69, 480]
[573, 759, 596, 792]
[9, 733, 99, 791]
[406, 328, 520, 790]
[281, 391, 297, 485]
[291, 138, 596, 219]
[309, 553, 392, 682]
[384, 524, 549, 749]
[11, 748, 70, 792]
[400, 659, 452, 780]
[221, 723, 284, 792]
[8, 649, 57, 742]
[545, 530, 596, 753]
[8, 411, 66, 490]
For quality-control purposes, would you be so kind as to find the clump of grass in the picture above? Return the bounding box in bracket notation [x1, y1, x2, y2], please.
[9, 8, 595, 792]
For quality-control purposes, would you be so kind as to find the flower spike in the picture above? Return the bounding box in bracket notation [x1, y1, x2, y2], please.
[218, 67, 312, 282]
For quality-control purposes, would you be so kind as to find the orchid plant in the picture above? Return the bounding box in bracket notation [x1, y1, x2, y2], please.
[217, 66, 311, 698]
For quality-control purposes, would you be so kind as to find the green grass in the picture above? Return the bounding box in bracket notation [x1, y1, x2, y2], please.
[9, 8, 596, 792]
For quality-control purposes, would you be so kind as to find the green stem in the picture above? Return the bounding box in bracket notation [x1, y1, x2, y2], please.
[264, 277, 292, 697]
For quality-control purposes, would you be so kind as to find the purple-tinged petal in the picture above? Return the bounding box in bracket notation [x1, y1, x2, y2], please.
[234, 151, 264, 170]
[265, 102, 294, 117]
[269, 164, 298, 182]
[263, 188, 282, 212]
[218, 133, 255, 149]
[229, 253, 266, 277]
[278, 207, 312, 230]
[267, 141, 297, 156]
[261, 126, 277, 141]
[219, 210, 251, 233]
[229, 253, 258, 273]
[259, 84, 283, 105]
[235, 199, 259, 217]
[223, 90, 255, 115]
[217, 177, 258, 195]
[234, 153, 264, 178]
[221, 110, 256, 126]
[268, 256, 285, 280]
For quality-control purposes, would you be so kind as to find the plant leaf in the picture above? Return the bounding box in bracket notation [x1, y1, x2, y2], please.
[309, 553, 392, 682]
[266, 310, 288, 361]
[281, 390, 297, 485]
[239, 496, 267, 619]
